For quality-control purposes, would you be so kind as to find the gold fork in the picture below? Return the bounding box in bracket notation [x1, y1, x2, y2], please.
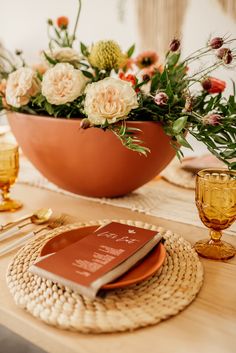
[0, 215, 67, 257]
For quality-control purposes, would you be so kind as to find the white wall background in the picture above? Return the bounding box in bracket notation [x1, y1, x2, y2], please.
[0, 0, 137, 63]
[0, 0, 235, 155]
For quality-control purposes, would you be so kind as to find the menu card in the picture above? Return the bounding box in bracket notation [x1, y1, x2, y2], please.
[29, 222, 162, 298]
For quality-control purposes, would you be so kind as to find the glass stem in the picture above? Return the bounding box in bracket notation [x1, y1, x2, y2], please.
[210, 229, 222, 242]
[1, 186, 10, 201]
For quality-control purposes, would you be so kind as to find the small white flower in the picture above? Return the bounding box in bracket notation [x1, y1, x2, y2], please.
[44, 47, 82, 67]
[6, 67, 41, 108]
[84, 77, 138, 125]
[42, 63, 86, 105]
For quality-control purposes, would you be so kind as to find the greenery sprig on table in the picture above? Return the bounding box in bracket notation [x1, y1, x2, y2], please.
[0, 0, 236, 169]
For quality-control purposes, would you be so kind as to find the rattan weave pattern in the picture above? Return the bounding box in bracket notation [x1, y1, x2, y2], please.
[6, 220, 204, 333]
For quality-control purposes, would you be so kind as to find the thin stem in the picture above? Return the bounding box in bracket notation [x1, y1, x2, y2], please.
[210, 229, 222, 242]
[1, 186, 10, 201]
[186, 52, 215, 65]
[188, 62, 222, 88]
[71, 0, 82, 46]
[183, 47, 210, 62]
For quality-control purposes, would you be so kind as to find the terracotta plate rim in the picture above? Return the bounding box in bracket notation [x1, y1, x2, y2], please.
[103, 243, 166, 289]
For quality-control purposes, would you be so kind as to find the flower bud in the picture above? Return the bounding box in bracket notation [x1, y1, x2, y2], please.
[224, 51, 233, 64]
[154, 92, 168, 106]
[201, 77, 226, 94]
[201, 78, 212, 91]
[217, 47, 230, 59]
[169, 39, 180, 52]
[209, 37, 224, 49]
[47, 19, 53, 26]
[142, 74, 150, 82]
[57, 16, 69, 29]
[216, 48, 233, 64]
[15, 49, 22, 56]
[80, 118, 91, 129]
[202, 114, 221, 126]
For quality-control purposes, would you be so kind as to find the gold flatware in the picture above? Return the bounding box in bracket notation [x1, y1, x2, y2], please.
[0, 215, 66, 257]
[0, 208, 53, 241]
[0, 208, 53, 231]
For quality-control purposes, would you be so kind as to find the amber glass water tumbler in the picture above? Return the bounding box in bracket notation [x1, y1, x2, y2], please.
[195, 169, 236, 260]
[0, 143, 22, 211]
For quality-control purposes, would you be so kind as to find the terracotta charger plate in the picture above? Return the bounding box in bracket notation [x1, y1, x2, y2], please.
[40, 225, 166, 290]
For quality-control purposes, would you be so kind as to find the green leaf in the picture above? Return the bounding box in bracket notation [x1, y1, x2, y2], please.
[150, 72, 160, 93]
[229, 162, 236, 170]
[173, 116, 188, 134]
[127, 44, 135, 58]
[212, 135, 228, 144]
[167, 53, 180, 67]
[231, 79, 236, 97]
[80, 42, 89, 56]
[176, 134, 193, 149]
[109, 123, 150, 156]
[43, 51, 58, 65]
[45, 101, 54, 115]
[81, 70, 94, 79]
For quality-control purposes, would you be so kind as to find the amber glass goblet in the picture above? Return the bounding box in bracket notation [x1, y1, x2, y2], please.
[195, 169, 236, 260]
[0, 143, 22, 212]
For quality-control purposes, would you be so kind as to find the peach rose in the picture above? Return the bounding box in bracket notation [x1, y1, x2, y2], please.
[45, 47, 81, 67]
[42, 63, 86, 105]
[6, 67, 41, 108]
[84, 77, 138, 125]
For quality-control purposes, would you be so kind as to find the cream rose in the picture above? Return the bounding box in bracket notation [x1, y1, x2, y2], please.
[42, 63, 86, 105]
[84, 77, 138, 125]
[6, 67, 41, 108]
[44, 47, 81, 67]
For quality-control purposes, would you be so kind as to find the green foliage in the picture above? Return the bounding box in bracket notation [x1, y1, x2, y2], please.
[109, 122, 150, 156]
[127, 44, 135, 58]
[188, 92, 236, 170]
[172, 116, 188, 134]
[43, 51, 58, 65]
[20, 94, 86, 119]
[80, 42, 89, 57]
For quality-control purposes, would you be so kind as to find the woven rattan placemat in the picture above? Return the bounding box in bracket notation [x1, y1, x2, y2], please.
[6, 220, 204, 333]
[161, 158, 195, 189]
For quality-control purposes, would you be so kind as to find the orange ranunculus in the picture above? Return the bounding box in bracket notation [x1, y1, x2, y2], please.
[57, 16, 69, 29]
[119, 72, 136, 85]
[32, 63, 48, 75]
[119, 72, 139, 91]
[135, 50, 159, 69]
[202, 77, 226, 94]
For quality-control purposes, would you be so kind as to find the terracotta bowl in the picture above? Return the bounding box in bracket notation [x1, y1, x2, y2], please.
[7, 112, 176, 197]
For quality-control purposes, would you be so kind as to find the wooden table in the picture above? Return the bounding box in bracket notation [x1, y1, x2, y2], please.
[0, 183, 236, 353]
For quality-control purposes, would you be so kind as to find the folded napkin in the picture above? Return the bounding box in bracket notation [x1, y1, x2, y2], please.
[181, 154, 226, 173]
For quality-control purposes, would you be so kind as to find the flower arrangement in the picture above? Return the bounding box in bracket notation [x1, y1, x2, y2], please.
[0, 1, 236, 169]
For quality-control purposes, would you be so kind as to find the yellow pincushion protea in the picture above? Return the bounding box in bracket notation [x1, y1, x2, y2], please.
[89, 40, 124, 71]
